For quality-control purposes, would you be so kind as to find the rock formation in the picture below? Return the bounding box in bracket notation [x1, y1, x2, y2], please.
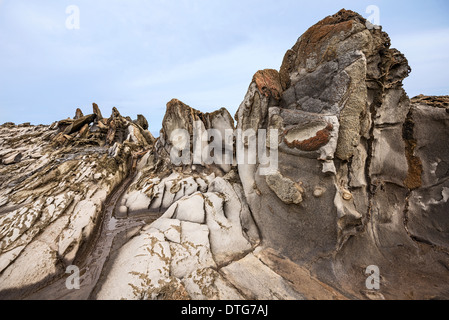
[0, 104, 153, 299]
[0, 9, 448, 300]
[234, 10, 449, 300]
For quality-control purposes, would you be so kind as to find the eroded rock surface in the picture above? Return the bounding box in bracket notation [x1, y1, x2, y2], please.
[0, 104, 154, 299]
[0, 9, 448, 300]
[235, 9, 449, 299]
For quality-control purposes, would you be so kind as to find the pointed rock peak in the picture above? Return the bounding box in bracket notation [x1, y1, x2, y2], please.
[279, 8, 392, 89]
[93, 103, 103, 120]
[253, 69, 283, 99]
[208, 107, 235, 130]
[74, 108, 84, 120]
[166, 98, 195, 113]
[134, 114, 149, 130]
[63, 114, 96, 135]
[321, 8, 366, 25]
[160, 98, 235, 153]
[167, 98, 183, 106]
[163, 99, 199, 139]
[111, 107, 121, 119]
[165, 99, 204, 124]
[163, 98, 234, 130]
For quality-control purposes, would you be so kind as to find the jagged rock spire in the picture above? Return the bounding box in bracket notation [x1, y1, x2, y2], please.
[93, 103, 103, 120]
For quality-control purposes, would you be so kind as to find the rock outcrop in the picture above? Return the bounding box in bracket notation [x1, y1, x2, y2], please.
[0, 9, 448, 300]
[234, 9, 449, 299]
[0, 104, 155, 299]
[156, 99, 235, 174]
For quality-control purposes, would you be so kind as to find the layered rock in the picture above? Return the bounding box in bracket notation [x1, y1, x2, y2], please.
[406, 95, 449, 249]
[88, 92, 346, 300]
[156, 99, 235, 174]
[94, 175, 263, 300]
[0, 9, 448, 300]
[235, 9, 449, 299]
[53, 104, 154, 149]
[0, 104, 155, 299]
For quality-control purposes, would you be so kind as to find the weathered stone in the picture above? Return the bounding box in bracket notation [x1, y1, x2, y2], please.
[234, 9, 449, 300]
[253, 69, 283, 99]
[93, 103, 103, 120]
[265, 171, 304, 204]
[157, 98, 234, 172]
[2, 152, 22, 165]
[0, 9, 448, 301]
[95, 229, 172, 300]
[405, 97, 449, 249]
[284, 122, 333, 152]
[182, 267, 243, 300]
[220, 253, 304, 300]
[63, 114, 96, 135]
[134, 114, 149, 130]
[74, 108, 84, 120]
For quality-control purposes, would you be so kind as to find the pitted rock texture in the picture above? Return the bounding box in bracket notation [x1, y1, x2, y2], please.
[0, 9, 448, 300]
[235, 9, 449, 299]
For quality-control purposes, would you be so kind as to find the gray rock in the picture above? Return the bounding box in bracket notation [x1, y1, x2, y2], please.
[234, 9, 449, 299]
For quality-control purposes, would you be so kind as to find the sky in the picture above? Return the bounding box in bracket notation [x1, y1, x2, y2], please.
[0, 0, 448, 136]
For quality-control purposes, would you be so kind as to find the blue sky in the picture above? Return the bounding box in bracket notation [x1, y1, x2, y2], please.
[0, 0, 448, 136]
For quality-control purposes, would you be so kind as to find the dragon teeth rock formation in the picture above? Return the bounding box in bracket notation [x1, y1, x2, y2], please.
[0, 104, 153, 299]
[0, 9, 448, 300]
